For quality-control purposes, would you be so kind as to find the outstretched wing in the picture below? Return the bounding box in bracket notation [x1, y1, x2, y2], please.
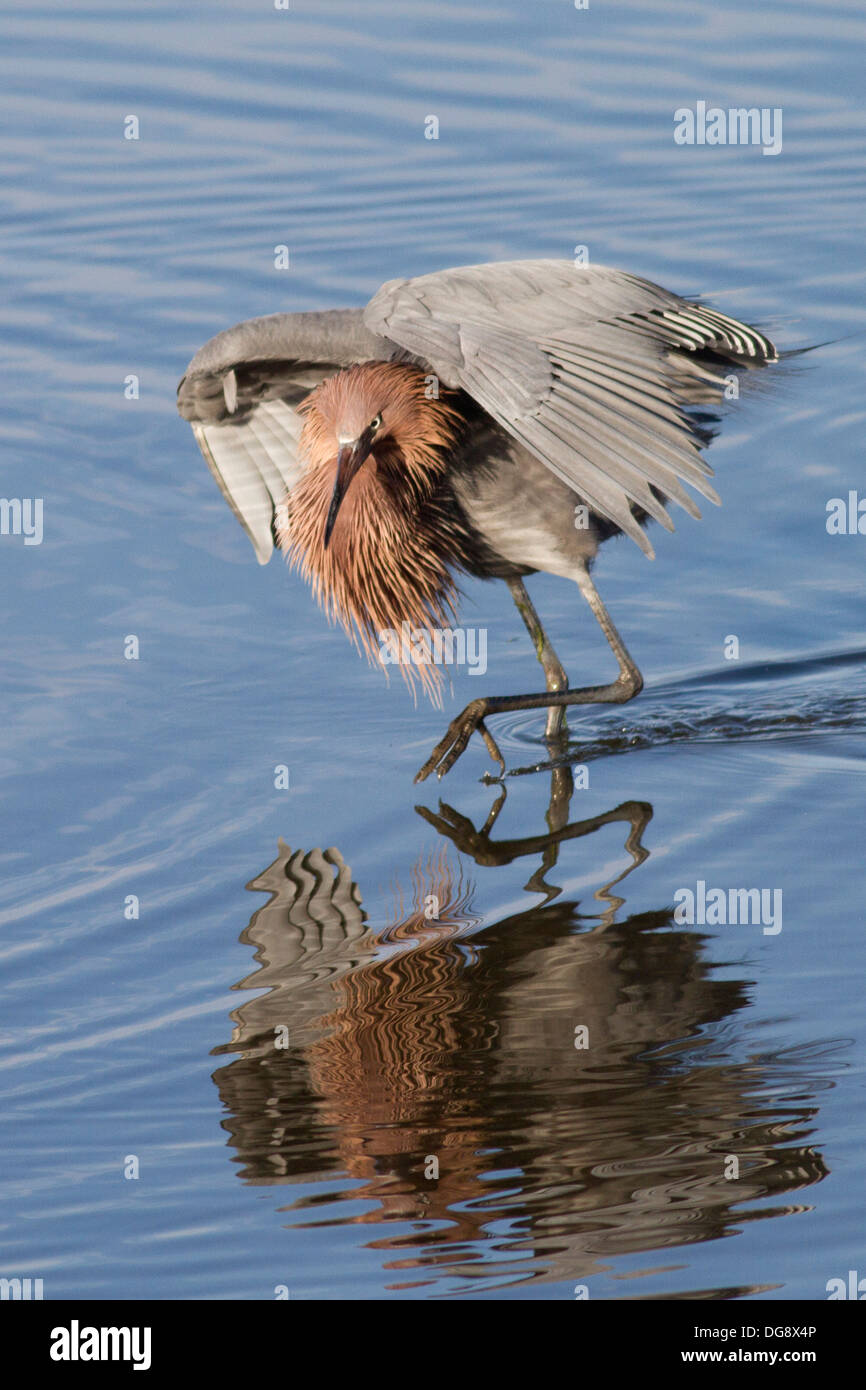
[364, 260, 777, 556]
[177, 309, 388, 563]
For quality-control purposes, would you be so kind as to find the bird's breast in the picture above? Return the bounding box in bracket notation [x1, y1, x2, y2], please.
[450, 423, 606, 582]
[278, 455, 462, 644]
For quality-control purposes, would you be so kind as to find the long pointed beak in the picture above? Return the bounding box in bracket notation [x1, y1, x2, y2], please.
[324, 440, 370, 548]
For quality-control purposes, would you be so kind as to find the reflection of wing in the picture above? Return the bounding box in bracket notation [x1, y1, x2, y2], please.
[365, 260, 777, 553]
[212, 836, 829, 1279]
[177, 309, 388, 562]
[216, 841, 373, 1057]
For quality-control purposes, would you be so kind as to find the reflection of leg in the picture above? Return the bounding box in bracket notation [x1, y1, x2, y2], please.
[480, 786, 508, 838]
[506, 577, 569, 738]
[593, 800, 653, 920]
[526, 763, 575, 899]
[417, 562, 643, 782]
[416, 795, 652, 901]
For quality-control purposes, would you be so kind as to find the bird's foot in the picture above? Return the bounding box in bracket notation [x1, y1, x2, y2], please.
[414, 700, 505, 782]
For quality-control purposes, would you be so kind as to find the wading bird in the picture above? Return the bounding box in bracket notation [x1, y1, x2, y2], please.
[177, 260, 776, 779]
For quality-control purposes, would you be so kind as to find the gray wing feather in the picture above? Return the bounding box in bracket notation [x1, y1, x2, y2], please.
[364, 260, 775, 556]
[191, 401, 303, 564]
[178, 309, 388, 563]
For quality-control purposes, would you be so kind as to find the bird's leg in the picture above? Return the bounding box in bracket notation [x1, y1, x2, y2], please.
[415, 561, 643, 782]
[505, 576, 569, 738]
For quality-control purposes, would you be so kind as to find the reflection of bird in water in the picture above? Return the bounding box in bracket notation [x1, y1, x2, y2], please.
[211, 786, 830, 1296]
[178, 260, 778, 779]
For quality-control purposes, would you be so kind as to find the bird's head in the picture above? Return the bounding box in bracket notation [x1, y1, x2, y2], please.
[298, 362, 461, 548]
[285, 362, 471, 703]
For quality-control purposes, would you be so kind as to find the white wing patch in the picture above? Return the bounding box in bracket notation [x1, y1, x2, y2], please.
[193, 399, 306, 565]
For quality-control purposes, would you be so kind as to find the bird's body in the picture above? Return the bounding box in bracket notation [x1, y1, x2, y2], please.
[178, 259, 777, 777]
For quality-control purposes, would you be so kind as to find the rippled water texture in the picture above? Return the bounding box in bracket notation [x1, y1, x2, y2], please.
[1, 0, 864, 1299]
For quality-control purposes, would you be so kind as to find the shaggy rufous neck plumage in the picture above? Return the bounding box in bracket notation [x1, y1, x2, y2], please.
[278, 362, 470, 702]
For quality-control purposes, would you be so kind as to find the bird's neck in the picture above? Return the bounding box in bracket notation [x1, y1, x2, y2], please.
[280, 443, 468, 702]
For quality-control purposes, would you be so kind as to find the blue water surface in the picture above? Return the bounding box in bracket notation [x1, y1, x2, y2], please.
[0, 0, 864, 1300]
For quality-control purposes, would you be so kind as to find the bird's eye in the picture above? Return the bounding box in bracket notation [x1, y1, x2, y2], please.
[370, 413, 383, 432]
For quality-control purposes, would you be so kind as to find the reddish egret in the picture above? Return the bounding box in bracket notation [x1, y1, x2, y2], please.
[177, 260, 777, 779]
